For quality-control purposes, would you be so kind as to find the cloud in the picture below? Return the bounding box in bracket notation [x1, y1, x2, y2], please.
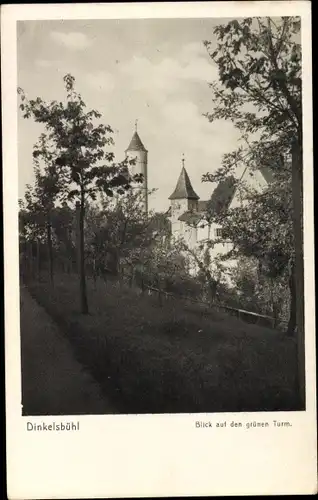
[120, 45, 217, 95]
[85, 71, 115, 92]
[50, 31, 94, 50]
[160, 99, 239, 158]
[35, 59, 53, 68]
[179, 41, 209, 61]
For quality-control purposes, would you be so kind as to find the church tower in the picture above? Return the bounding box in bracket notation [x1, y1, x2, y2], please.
[125, 121, 148, 214]
[169, 157, 199, 246]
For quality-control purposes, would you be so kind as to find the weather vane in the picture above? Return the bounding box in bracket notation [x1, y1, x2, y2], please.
[135, 119, 138, 132]
[182, 153, 185, 167]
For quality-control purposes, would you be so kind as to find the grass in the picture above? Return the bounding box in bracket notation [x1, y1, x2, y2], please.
[25, 273, 302, 414]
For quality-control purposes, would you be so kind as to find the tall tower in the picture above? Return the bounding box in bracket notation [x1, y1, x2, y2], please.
[125, 121, 148, 214]
[169, 156, 199, 246]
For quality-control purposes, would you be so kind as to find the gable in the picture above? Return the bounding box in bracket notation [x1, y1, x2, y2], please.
[207, 175, 237, 215]
[229, 167, 271, 209]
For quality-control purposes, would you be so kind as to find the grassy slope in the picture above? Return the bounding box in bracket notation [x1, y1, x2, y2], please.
[20, 286, 116, 415]
[26, 274, 300, 413]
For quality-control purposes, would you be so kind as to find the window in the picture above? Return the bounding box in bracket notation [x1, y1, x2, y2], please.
[215, 228, 223, 238]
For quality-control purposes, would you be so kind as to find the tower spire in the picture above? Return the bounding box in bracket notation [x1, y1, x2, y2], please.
[125, 124, 148, 214]
[169, 163, 199, 201]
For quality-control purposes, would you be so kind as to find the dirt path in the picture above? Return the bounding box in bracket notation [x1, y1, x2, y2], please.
[20, 286, 116, 415]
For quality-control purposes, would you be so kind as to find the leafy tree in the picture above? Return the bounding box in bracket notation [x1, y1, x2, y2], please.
[229, 256, 290, 326]
[84, 189, 155, 284]
[51, 203, 77, 274]
[203, 17, 301, 161]
[202, 17, 302, 337]
[18, 74, 141, 313]
[140, 234, 191, 301]
[19, 144, 63, 284]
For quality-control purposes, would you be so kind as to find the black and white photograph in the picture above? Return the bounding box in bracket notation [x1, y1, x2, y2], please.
[3, 2, 316, 498]
[16, 14, 307, 416]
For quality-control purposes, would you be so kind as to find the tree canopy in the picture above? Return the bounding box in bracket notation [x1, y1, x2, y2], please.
[203, 16, 301, 184]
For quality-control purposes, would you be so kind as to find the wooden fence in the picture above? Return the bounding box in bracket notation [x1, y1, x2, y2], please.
[142, 283, 286, 330]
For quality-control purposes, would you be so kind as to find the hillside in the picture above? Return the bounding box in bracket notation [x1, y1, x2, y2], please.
[23, 274, 300, 414]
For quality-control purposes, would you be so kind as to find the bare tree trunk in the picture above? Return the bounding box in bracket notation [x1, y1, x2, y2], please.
[76, 198, 89, 314]
[155, 276, 163, 307]
[21, 240, 28, 283]
[287, 261, 297, 337]
[291, 139, 305, 409]
[47, 222, 54, 286]
[129, 264, 134, 288]
[270, 277, 279, 329]
[28, 240, 33, 281]
[36, 238, 40, 281]
[141, 272, 145, 295]
[92, 257, 97, 290]
[206, 269, 217, 304]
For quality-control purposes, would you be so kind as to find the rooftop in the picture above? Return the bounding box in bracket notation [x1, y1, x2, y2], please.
[169, 166, 200, 201]
[207, 176, 237, 216]
[125, 131, 147, 152]
[178, 211, 204, 225]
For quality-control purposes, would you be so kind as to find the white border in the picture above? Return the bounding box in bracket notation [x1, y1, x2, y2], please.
[2, 2, 316, 498]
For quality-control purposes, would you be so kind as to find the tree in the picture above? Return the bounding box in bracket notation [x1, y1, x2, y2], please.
[141, 234, 191, 302]
[19, 146, 62, 285]
[203, 16, 304, 407]
[203, 17, 302, 332]
[204, 17, 301, 157]
[51, 202, 77, 274]
[18, 74, 141, 314]
[19, 193, 41, 282]
[84, 189, 155, 284]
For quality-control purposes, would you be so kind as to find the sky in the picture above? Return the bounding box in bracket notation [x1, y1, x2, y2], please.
[17, 18, 241, 212]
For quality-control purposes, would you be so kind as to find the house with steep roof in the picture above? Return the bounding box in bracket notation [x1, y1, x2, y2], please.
[168, 159, 200, 248]
[124, 125, 272, 279]
[167, 158, 272, 278]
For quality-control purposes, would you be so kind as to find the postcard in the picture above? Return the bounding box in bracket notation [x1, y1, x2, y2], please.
[2, 1, 316, 498]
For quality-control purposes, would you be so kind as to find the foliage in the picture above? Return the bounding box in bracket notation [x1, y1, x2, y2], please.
[201, 17, 302, 334]
[142, 235, 189, 289]
[18, 74, 141, 205]
[203, 16, 301, 185]
[84, 189, 155, 276]
[215, 176, 294, 277]
[18, 74, 142, 312]
[229, 257, 290, 324]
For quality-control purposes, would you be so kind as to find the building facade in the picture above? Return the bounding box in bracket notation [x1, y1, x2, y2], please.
[125, 125, 149, 214]
[125, 127, 272, 280]
[167, 158, 272, 280]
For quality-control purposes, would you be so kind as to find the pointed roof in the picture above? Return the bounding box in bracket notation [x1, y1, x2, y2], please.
[259, 166, 274, 184]
[169, 167, 200, 200]
[125, 131, 147, 152]
[207, 175, 236, 215]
